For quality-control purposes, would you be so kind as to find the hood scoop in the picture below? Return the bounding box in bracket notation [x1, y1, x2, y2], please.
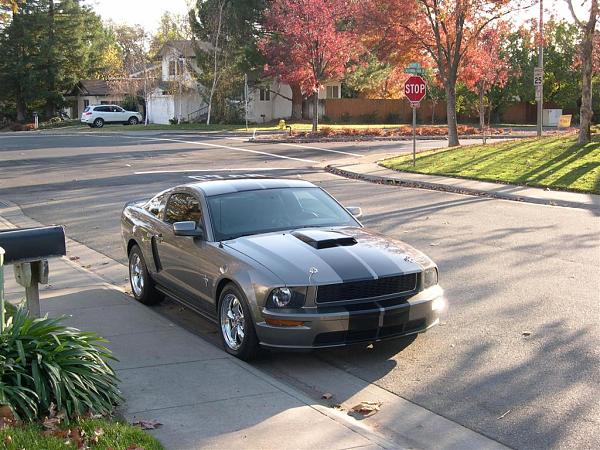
[292, 229, 357, 250]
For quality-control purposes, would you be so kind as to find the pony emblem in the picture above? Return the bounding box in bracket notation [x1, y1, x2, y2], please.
[308, 267, 319, 284]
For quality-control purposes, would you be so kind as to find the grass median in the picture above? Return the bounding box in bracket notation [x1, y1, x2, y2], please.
[381, 133, 600, 194]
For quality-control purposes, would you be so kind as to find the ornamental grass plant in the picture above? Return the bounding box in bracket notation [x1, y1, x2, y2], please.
[0, 304, 122, 422]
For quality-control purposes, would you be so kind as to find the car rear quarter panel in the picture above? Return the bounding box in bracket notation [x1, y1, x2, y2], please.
[121, 203, 159, 273]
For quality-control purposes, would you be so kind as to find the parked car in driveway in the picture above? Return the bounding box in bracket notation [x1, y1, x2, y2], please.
[121, 179, 446, 360]
[81, 105, 143, 128]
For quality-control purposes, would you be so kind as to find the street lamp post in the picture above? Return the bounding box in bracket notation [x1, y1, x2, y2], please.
[536, 0, 544, 137]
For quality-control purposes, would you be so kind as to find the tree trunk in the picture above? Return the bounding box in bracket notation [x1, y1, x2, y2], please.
[45, 0, 56, 118]
[291, 83, 302, 120]
[479, 86, 486, 144]
[15, 89, 26, 122]
[576, 0, 598, 144]
[312, 92, 319, 133]
[445, 79, 460, 147]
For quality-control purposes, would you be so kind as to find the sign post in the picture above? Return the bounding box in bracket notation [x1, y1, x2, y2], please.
[404, 75, 427, 166]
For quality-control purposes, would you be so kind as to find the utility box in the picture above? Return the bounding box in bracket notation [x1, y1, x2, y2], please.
[543, 109, 562, 127]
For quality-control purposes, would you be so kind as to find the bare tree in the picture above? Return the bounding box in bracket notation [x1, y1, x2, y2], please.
[567, 0, 598, 144]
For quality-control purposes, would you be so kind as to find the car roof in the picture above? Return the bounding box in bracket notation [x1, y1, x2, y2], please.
[183, 178, 317, 197]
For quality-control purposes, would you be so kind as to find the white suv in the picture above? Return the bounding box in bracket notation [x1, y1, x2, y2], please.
[81, 105, 143, 128]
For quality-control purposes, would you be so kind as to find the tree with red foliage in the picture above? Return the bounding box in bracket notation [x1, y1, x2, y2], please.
[362, 0, 517, 147]
[260, 0, 360, 132]
[461, 25, 511, 143]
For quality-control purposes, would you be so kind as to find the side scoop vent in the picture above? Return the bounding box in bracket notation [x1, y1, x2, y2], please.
[292, 230, 357, 250]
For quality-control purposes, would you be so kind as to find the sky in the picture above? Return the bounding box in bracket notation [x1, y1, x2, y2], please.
[90, 0, 192, 32]
[90, 0, 589, 32]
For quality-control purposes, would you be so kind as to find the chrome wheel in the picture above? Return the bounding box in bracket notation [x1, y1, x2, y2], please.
[220, 293, 245, 350]
[130, 253, 144, 297]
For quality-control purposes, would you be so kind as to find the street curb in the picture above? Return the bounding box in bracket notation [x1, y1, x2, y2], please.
[249, 134, 530, 144]
[325, 165, 597, 211]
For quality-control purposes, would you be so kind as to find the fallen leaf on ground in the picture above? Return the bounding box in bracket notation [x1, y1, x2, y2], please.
[429, 243, 440, 246]
[69, 256, 80, 261]
[349, 401, 382, 418]
[522, 331, 532, 337]
[321, 393, 333, 400]
[126, 445, 145, 450]
[133, 419, 162, 430]
[82, 264, 92, 269]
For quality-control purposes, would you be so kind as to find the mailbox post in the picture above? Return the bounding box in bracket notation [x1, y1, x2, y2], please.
[0, 226, 66, 318]
[0, 247, 5, 332]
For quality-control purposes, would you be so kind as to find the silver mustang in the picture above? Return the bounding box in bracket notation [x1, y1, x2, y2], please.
[121, 179, 446, 360]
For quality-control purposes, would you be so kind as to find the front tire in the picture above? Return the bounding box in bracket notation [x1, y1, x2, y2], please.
[93, 118, 104, 128]
[128, 245, 163, 305]
[128, 116, 139, 125]
[218, 283, 259, 360]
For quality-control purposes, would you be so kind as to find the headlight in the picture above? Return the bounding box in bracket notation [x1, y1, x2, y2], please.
[267, 287, 306, 308]
[423, 268, 438, 289]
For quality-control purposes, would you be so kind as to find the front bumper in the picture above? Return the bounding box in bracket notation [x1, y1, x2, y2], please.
[256, 285, 445, 349]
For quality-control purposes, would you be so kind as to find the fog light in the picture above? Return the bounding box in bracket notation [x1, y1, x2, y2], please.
[265, 318, 305, 327]
[432, 297, 447, 312]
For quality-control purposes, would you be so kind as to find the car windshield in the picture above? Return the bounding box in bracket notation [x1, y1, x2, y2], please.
[207, 187, 358, 241]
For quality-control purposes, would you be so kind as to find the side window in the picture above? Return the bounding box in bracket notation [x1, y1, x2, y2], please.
[145, 192, 168, 217]
[169, 60, 177, 76]
[164, 193, 203, 225]
[95, 106, 109, 112]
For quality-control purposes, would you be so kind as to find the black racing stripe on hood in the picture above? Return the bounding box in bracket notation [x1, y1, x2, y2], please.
[344, 245, 408, 278]
[308, 246, 375, 283]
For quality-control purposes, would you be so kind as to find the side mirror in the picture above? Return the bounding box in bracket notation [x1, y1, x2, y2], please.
[347, 206, 363, 219]
[173, 221, 204, 238]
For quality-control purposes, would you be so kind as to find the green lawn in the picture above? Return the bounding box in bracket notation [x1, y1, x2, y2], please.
[0, 418, 164, 450]
[381, 134, 600, 194]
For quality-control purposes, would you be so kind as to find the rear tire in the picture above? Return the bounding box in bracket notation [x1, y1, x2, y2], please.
[128, 245, 163, 305]
[93, 118, 104, 128]
[218, 283, 259, 360]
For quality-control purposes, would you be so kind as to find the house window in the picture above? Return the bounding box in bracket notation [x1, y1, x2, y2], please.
[83, 99, 89, 108]
[326, 85, 340, 99]
[169, 60, 177, 76]
[178, 59, 184, 75]
[259, 88, 271, 101]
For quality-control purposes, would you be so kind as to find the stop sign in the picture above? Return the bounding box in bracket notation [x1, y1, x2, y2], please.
[404, 75, 427, 103]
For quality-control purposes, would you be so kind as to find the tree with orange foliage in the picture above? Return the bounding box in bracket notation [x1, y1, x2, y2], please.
[461, 25, 511, 143]
[363, 0, 518, 147]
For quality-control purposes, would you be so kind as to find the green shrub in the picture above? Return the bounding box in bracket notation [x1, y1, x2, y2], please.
[0, 306, 122, 422]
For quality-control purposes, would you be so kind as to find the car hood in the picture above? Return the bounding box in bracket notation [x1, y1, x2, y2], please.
[224, 227, 433, 286]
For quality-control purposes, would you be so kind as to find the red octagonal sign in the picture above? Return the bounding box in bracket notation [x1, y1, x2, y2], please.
[404, 75, 427, 103]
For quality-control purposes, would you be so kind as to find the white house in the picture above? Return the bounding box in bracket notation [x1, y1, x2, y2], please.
[66, 40, 343, 125]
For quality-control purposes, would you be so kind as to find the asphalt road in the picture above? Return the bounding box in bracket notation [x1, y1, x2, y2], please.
[0, 131, 598, 449]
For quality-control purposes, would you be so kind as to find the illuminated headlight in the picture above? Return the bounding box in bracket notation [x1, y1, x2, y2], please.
[423, 267, 438, 289]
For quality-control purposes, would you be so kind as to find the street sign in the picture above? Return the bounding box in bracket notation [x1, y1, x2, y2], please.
[533, 67, 543, 86]
[404, 62, 425, 75]
[404, 75, 427, 103]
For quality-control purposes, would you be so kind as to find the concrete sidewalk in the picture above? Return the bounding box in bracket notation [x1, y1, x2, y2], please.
[326, 155, 600, 212]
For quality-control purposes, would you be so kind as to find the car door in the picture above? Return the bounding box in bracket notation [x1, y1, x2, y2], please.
[112, 106, 128, 122]
[155, 192, 217, 310]
[95, 106, 111, 122]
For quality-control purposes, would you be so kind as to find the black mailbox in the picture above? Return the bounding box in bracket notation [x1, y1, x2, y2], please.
[0, 226, 66, 264]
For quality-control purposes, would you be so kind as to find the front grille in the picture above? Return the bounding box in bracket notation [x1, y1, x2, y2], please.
[315, 273, 418, 303]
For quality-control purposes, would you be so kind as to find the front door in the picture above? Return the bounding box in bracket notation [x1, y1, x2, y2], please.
[156, 192, 215, 310]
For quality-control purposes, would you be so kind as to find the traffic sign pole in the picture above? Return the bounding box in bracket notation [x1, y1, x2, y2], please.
[536, 0, 544, 137]
[412, 106, 416, 166]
